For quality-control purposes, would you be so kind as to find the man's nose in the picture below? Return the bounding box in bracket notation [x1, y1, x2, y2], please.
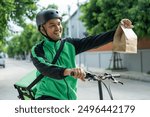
[55, 25, 60, 30]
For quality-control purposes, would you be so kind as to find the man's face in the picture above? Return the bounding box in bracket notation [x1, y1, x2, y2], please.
[42, 18, 63, 41]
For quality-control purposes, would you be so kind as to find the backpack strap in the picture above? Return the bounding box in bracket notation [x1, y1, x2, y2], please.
[27, 40, 65, 90]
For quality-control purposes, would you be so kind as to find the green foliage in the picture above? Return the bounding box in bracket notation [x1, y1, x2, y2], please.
[10, 0, 38, 26]
[45, 4, 58, 10]
[80, 0, 150, 38]
[0, 0, 39, 41]
[0, 41, 5, 52]
[7, 24, 42, 58]
[134, 0, 150, 37]
[0, 0, 39, 56]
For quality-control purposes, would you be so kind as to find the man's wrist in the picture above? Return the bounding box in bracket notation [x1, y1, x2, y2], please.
[63, 69, 71, 76]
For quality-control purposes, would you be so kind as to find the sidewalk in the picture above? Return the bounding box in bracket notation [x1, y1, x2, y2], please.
[87, 67, 150, 82]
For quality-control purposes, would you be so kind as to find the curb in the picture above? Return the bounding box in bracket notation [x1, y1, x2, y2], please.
[119, 71, 150, 82]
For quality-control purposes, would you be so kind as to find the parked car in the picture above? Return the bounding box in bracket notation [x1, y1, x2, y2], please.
[0, 55, 5, 68]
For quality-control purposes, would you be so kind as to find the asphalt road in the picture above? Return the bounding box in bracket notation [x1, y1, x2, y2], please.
[0, 58, 35, 100]
[0, 58, 150, 100]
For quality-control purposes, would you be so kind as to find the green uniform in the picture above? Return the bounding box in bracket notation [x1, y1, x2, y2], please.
[31, 30, 115, 100]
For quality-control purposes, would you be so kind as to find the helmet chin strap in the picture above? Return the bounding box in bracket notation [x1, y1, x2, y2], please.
[40, 25, 59, 42]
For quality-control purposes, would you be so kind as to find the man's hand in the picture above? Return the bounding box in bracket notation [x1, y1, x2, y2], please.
[120, 19, 134, 28]
[64, 68, 86, 81]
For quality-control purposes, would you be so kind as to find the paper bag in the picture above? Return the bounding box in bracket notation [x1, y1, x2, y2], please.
[112, 25, 137, 53]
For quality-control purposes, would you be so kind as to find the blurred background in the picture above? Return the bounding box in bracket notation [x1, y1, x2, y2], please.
[0, 0, 150, 100]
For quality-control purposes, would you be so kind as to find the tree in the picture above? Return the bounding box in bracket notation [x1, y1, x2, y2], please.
[7, 24, 42, 58]
[0, 0, 39, 41]
[7, 35, 22, 58]
[80, 0, 150, 38]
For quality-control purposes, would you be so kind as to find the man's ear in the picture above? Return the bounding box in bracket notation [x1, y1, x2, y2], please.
[40, 26, 46, 35]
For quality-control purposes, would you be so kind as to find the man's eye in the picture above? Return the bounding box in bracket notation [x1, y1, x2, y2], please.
[49, 25, 55, 28]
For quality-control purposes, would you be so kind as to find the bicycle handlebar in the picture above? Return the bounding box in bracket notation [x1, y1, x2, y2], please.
[86, 71, 123, 85]
[71, 71, 123, 85]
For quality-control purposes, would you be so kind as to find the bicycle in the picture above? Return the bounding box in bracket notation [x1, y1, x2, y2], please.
[72, 71, 123, 100]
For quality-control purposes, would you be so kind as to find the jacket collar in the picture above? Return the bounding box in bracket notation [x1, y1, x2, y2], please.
[43, 36, 61, 49]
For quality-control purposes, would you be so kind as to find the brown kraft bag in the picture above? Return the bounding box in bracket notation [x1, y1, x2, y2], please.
[112, 24, 137, 53]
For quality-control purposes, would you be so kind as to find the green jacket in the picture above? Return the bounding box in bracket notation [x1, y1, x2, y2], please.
[31, 30, 115, 100]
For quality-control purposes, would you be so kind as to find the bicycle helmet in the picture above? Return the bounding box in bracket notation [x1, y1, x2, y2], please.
[36, 9, 62, 29]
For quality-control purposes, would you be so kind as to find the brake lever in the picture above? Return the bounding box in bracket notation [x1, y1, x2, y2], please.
[109, 75, 123, 85]
[85, 72, 98, 81]
[97, 73, 124, 85]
